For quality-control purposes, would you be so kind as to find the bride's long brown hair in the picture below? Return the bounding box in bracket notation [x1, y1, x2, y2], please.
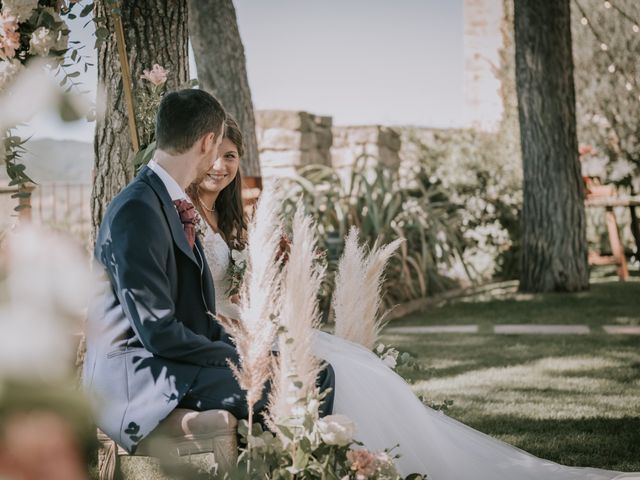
[187, 116, 248, 250]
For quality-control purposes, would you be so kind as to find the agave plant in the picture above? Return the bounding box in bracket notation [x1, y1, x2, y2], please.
[276, 153, 468, 313]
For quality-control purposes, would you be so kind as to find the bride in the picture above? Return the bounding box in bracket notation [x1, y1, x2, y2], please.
[188, 117, 638, 480]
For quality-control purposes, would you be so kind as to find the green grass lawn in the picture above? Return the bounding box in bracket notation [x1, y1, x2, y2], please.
[392, 278, 640, 329]
[381, 279, 640, 472]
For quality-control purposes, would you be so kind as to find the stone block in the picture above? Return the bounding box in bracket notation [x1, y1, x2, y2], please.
[260, 128, 303, 150]
[260, 165, 300, 179]
[259, 150, 304, 168]
[256, 110, 332, 133]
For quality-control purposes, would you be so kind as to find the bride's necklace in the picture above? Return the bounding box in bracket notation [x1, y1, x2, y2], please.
[198, 196, 216, 213]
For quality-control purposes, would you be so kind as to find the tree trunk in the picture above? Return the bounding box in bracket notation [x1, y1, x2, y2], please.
[514, 0, 589, 292]
[91, 0, 189, 235]
[187, 0, 261, 177]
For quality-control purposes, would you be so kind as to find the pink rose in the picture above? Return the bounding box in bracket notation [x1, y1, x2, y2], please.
[141, 63, 169, 87]
[0, 11, 20, 59]
[346, 449, 380, 479]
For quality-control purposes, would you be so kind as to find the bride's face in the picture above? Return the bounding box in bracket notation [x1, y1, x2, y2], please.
[198, 137, 240, 195]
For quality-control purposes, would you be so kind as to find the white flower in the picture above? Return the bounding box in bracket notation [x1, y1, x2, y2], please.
[29, 27, 55, 56]
[382, 353, 397, 369]
[2, 0, 38, 22]
[0, 58, 23, 92]
[316, 414, 355, 446]
[609, 158, 635, 182]
[231, 248, 247, 264]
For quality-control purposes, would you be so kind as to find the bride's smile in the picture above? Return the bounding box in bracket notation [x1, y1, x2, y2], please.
[198, 137, 240, 195]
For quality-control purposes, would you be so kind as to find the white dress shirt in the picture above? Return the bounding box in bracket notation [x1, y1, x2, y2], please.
[148, 160, 187, 201]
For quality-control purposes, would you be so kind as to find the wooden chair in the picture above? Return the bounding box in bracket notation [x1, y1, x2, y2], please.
[97, 409, 238, 480]
[584, 183, 640, 281]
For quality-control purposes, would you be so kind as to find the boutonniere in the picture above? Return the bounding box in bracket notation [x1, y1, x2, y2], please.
[194, 210, 206, 242]
[226, 247, 248, 296]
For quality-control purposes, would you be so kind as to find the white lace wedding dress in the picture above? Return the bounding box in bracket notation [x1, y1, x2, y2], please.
[202, 227, 638, 480]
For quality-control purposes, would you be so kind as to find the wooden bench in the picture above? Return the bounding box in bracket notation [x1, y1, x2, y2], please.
[97, 409, 238, 480]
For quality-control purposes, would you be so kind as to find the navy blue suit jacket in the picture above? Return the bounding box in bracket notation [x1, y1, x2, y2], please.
[83, 167, 239, 452]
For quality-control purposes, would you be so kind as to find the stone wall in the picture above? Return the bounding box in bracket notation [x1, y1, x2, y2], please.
[255, 110, 404, 188]
[331, 126, 401, 186]
[255, 110, 332, 186]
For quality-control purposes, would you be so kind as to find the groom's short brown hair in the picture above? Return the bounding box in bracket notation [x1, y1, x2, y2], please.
[155, 89, 226, 154]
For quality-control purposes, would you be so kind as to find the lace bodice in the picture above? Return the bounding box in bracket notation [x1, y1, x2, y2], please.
[201, 226, 241, 319]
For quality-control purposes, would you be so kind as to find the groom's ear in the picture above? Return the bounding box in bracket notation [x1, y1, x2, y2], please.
[199, 132, 216, 153]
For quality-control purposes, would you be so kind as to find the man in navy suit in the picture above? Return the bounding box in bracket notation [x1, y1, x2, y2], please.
[83, 89, 334, 453]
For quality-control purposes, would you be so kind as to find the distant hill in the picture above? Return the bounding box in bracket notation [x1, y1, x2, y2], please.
[2, 138, 93, 184]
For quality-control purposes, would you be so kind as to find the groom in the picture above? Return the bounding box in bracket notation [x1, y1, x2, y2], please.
[83, 89, 334, 453]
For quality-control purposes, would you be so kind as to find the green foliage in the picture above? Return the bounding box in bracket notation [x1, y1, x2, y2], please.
[3, 132, 35, 188]
[277, 155, 467, 311]
[402, 129, 522, 281]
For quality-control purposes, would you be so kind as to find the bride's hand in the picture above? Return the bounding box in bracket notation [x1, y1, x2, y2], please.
[229, 294, 241, 305]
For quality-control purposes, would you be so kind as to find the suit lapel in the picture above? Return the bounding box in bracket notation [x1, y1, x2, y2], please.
[196, 236, 216, 309]
[139, 167, 199, 266]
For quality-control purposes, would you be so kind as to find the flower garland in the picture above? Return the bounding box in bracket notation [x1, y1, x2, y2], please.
[0, 0, 93, 199]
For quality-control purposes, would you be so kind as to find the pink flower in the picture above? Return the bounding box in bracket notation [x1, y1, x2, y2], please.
[347, 449, 380, 479]
[141, 63, 169, 87]
[578, 144, 595, 157]
[0, 11, 20, 60]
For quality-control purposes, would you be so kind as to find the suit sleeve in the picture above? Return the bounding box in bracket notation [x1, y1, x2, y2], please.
[101, 199, 238, 367]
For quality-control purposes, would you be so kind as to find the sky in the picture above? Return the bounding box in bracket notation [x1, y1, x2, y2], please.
[20, 0, 465, 142]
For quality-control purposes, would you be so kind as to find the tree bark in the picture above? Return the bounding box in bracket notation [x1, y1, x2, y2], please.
[514, 0, 589, 292]
[91, 0, 189, 235]
[187, 0, 261, 177]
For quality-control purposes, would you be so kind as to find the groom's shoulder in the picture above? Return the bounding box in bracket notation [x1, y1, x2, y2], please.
[106, 174, 162, 220]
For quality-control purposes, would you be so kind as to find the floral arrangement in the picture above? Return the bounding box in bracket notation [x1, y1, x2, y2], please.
[211, 192, 428, 479]
[131, 62, 198, 172]
[129, 63, 169, 172]
[0, 0, 93, 196]
[233, 409, 419, 479]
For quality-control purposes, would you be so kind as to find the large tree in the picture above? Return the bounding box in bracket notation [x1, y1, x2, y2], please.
[91, 0, 189, 234]
[514, 0, 589, 292]
[187, 0, 261, 177]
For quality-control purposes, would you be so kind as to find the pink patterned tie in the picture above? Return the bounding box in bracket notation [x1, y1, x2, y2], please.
[173, 199, 197, 249]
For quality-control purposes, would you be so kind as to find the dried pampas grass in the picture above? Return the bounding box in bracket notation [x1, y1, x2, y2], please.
[267, 206, 325, 428]
[216, 187, 282, 427]
[333, 227, 403, 349]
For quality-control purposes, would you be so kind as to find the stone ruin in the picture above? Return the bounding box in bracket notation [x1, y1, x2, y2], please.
[255, 110, 402, 188]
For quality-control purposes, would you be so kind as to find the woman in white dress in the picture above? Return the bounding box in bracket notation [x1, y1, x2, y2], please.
[188, 119, 639, 480]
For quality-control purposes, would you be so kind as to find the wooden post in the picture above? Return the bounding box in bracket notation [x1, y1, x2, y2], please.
[112, 5, 140, 152]
[605, 207, 629, 281]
